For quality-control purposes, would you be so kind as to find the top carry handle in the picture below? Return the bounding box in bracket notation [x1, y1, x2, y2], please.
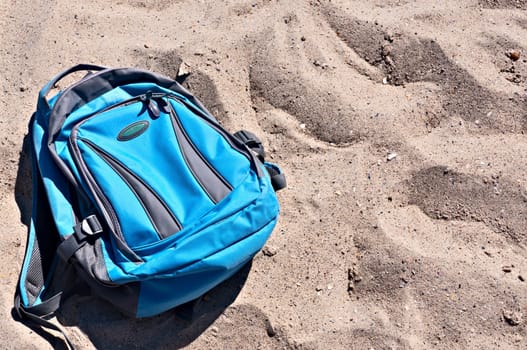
[45, 66, 214, 146]
[38, 64, 107, 110]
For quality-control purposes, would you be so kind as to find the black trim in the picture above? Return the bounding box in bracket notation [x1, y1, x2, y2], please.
[233, 130, 265, 162]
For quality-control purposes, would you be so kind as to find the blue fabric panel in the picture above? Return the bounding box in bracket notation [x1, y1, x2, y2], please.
[77, 140, 160, 247]
[75, 102, 223, 246]
[32, 114, 75, 237]
[171, 101, 250, 188]
[104, 174, 278, 282]
[131, 171, 259, 255]
[136, 218, 277, 317]
[54, 87, 136, 192]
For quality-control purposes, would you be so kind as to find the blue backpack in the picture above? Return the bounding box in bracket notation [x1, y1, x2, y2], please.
[14, 64, 285, 347]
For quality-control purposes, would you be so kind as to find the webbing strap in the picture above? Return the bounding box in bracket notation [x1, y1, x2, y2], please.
[233, 130, 286, 191]
[14, 288, 74, 349]
[264, 163, 287, 191]
[57, 215, 103, 262]
[233, 130, 265, 162]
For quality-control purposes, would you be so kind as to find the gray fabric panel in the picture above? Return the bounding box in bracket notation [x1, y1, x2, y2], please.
[74, 240, 141, 316]
[85, 140, 182, 239]
[169, 104, 232, 204]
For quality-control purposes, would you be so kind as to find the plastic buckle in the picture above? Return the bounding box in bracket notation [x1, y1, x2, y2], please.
[81, 215, 103, 236]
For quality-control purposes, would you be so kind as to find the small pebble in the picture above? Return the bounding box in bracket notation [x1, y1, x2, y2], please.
[503, 309, 522, 326]
[387, 153, 397, 161]
[266, 322, 276, 337]
[299, 123, 306, 129]
[262, 245, 278, 257]
[509, 50, 521, 61]
[502, 266, 513, 273]
[178, 63, 191, 76]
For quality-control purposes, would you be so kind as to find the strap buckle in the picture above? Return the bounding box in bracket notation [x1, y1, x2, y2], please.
[57, 215, 103, 262]
[81, 215, 103, 236]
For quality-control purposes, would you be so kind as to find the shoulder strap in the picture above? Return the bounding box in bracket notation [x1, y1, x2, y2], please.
[14, 282, 74, 350]
[14, 122, 77, 349]
[233, 130, 287, 191]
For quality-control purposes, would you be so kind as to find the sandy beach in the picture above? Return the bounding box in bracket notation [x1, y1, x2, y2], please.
[1, 0, 527, 348]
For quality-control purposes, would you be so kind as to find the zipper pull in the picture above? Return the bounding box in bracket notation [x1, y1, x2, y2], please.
[156, 97, 171, 114]
[140, 91, 160, 118]
[148, 98, 160, 118]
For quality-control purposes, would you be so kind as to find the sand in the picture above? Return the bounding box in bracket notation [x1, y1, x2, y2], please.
[1, 0, 527, 349]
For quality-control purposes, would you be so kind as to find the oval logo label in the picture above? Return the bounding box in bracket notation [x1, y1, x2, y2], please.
[117, 121, 150, 141]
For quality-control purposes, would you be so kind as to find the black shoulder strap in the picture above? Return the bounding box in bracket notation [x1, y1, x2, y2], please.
[233, 130, 287, 191]
[263, 163, 287, 191]
[14, 122, 76, 349]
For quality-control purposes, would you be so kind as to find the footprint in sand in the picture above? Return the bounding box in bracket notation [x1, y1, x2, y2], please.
[249, 4, 527, 149]
[249, 30, 361, 146]
[322, 5, 527, 131]
[353, 220, 527, 349]
[479, 0, 527, 9]
[405, 165, 527, 244]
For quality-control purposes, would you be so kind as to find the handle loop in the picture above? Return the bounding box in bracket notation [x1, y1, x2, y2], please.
[38, 64, 107, 110]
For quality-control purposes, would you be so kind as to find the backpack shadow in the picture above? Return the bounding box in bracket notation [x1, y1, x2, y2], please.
[14, 132, 32, 226]
[58, 261, 252, 349]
